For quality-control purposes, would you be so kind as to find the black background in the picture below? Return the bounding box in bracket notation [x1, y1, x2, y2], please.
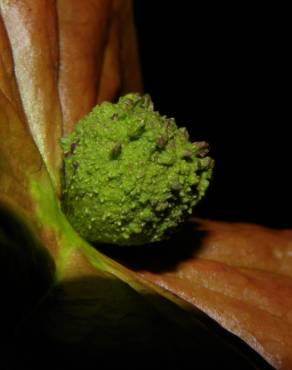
[134, 2, 290, 228]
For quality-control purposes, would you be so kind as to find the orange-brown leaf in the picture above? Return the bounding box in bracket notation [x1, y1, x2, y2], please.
[0, 90, 43, 214]
[57, 0, 111, 134]
[0, 0, 142, 191]
[0, 0, 63, 190]
[128, 219, 292, 369]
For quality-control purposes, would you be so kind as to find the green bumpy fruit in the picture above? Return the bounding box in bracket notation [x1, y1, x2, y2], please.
[61, 94, 214, 246]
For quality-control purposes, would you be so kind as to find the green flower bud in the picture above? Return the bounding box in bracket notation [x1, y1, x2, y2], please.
[61, 93, 214, 246]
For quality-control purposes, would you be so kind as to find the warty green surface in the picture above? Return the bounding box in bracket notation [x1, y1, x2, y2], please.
[61, 94, 213, 245]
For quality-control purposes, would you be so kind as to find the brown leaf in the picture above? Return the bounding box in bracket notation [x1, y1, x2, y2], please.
[0, 89, 43, 215]
[57, 0, 111, 134]
[111, 0, 142, 96]
[0, 16, 23, 116]
[0, 0, 142, 192]
[0, 0, 63, 190]
[58, 0, 142, 134]
[96, 2, 122, 104]
[121, 219, 292, 369]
